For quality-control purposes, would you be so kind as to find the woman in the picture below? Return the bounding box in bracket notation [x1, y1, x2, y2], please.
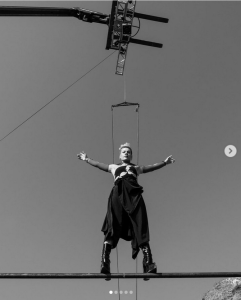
[77, 143, 175, 277]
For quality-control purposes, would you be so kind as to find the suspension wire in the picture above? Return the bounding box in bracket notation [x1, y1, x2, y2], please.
[111, 77, 140, 300]
[136, 255, 138, 300]
[136, 105, 139, 166]
[124, 69, 139, 300]
[111, 107, 121, 300]
[0, 51, 116, 143]
[112, 109, 115, 164]
[124, 73, 126, 102]
[136, 104, 139, 300]
[116, 246, 120, 300]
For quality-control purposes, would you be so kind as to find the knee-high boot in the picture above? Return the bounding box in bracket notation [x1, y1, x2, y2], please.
[100, 243, 112, 274]
[140, 243, 157, 280]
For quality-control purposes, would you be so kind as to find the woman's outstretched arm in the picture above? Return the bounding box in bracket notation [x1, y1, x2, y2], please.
[142, 155, 175, 173]
[77, 151, 109, 172]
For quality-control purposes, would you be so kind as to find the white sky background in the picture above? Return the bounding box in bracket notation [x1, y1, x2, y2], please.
[0, 1, 240, 299]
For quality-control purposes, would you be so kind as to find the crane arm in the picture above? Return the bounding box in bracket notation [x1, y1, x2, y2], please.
[0, 6, 109, 25]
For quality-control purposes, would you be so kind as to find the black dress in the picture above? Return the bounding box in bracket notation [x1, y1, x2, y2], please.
[101, 164, 150, 259]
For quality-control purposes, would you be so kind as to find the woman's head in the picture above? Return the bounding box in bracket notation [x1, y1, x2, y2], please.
[119, 143, 132, 163]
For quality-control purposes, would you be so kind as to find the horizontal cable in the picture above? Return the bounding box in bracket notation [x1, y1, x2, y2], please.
[0, 51, 116, 143]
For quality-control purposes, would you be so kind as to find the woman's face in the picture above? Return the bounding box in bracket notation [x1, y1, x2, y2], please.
[119, 147, 132, 163]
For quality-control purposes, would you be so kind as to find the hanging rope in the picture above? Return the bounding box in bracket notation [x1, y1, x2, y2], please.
[112, 108, 120, 300]
[111, 96, 140, 300]
[124, 73, 126, 102]
[116, 245, 121, 300]
[136, 104, 139, 300]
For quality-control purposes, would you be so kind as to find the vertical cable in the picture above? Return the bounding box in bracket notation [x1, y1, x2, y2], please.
[136, 105, 139, 165]
[112, 106, 120, 300]
[111, 107, 115, 164]
[136, 105, 139, 300]
[111, 78, 140, 300]
[124, 73, 126, 102]
[116, 246, 120, 300]
[136, 256, 138, 300]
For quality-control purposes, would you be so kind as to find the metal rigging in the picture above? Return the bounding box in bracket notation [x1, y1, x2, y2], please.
[0, 0, 169, 75]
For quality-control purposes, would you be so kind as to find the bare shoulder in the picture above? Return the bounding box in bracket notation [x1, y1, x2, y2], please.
[108, 164, 119, 173]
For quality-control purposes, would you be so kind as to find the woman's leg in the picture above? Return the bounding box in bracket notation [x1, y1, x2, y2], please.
[140, 242, 157, 281]
[104, 238, 114, 247]
[100, 242, 112, 276]
[101, 235, 119, 272]
[104, 235, 120, 248]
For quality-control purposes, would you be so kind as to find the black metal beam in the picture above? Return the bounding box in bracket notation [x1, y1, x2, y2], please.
[134, 12, 169, 23]
[0, 273, 241, 279]
[106, 1, 117, 50]
[130, 38, 163, 48]
[0, 6, 77, 17]
[0, 6, 109, 24]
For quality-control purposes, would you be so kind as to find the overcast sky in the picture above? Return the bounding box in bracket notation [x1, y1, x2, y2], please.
[0, 1, 240, 300]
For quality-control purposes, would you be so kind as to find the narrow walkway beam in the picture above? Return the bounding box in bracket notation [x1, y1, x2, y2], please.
[0, 273, 241, 279]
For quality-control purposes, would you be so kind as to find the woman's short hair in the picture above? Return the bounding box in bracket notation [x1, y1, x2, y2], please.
[119, 142, 132, 155]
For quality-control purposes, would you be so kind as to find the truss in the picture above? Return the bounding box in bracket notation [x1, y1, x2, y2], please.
[106, 0, 169, 75]
[111, 0, 136, 75]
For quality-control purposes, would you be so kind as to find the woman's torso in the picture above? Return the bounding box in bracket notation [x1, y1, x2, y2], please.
[109, 164, 143, 182]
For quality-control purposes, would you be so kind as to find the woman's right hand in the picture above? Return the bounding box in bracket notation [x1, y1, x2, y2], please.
[77, 151, 88, 161]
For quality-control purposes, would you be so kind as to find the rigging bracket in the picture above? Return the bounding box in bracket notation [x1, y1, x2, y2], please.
[111, 101, 139, 111]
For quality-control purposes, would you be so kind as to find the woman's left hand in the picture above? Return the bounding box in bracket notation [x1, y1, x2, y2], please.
[164, 155, 175, 165]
